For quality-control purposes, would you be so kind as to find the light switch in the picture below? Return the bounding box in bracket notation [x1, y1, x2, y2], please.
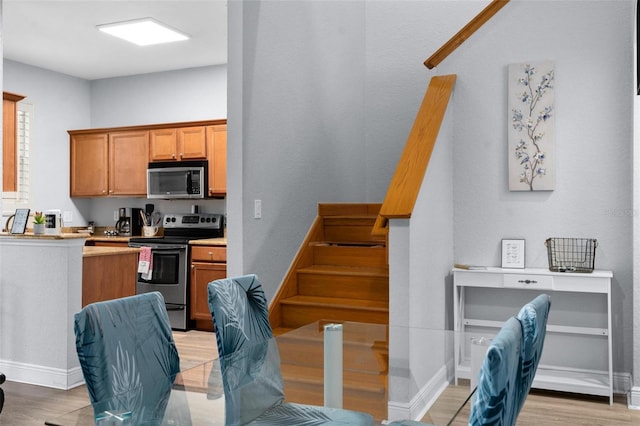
[254, 199, 262, 219]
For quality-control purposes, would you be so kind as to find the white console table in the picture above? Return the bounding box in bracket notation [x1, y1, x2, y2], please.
[453, 267, 613, 404]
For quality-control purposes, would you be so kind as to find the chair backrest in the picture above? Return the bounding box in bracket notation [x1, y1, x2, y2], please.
[208, 274, 285, 425]
[515, 293, 551, 414]
[469, 316, 523, 426]
[74, 292, 180, 424]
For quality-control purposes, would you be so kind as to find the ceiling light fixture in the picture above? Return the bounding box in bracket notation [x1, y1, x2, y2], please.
[97, 18, 189, 46]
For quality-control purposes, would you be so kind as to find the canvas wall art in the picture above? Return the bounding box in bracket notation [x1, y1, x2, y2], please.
[508, 61, 555, 191]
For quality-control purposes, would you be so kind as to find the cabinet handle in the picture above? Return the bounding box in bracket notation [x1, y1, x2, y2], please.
[518, 279, 537, 284]
[171, 154, 176, 159]
[180, 153, 184, 158]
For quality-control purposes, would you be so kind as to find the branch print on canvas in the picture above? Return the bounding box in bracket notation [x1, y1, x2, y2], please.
[508, 61, 555, 191]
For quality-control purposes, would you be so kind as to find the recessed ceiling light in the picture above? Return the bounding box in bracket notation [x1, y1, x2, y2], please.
[97, 18, 189, 46]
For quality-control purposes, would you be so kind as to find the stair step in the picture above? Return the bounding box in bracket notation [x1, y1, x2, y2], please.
[279, 296, 388, 328]
[322, 216, 384, 244]
[297, 265, 389, 301]
[311, 244, 387, 268]
[317, 203, 382, 218]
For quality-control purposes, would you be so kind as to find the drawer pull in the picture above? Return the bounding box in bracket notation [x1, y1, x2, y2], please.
[518, 279, 537, 284]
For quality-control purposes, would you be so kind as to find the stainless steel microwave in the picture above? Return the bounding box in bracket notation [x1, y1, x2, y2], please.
[147, 161, 207, 199]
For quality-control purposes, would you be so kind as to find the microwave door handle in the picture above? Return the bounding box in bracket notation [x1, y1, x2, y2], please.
[186, 171, 193, 195]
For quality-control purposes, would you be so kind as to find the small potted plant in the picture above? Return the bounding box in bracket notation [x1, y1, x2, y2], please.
[33, 211, 45, 234]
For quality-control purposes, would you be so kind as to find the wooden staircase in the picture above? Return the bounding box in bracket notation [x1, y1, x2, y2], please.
[269, 203, 389, 420]
[269, 203, 389, 331]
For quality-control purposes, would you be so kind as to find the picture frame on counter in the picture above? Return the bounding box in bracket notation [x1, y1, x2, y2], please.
[10, 208, 30, 234]
[501, 238, 525, 269]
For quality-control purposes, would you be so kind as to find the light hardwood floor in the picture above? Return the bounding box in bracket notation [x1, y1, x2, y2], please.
[1, 330, 638, 425]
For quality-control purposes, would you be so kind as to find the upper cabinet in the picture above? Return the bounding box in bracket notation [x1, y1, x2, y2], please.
[69, 120, 226, 198]
[109, 131, 150, 196]
[207, 124, 227, 197]
[150, 126, 207, 162]
[70, 130, 149, 197]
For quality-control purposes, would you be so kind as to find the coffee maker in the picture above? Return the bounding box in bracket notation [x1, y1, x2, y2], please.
[115, 207, 144, 236]
[115, 208, 131, 236]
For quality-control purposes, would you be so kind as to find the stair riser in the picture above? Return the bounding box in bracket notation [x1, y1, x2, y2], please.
[313, 245, 387, 268]
[283, 381, 387, 421]
[280, 304, 388, 329]
[322, 219, 384, 244]
[297, 273, 389, 301]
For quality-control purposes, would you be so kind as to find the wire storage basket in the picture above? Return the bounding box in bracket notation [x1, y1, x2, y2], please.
[545, 237, 597, 273]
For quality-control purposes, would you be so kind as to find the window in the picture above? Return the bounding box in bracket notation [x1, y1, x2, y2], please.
[3, 101, 33, 213]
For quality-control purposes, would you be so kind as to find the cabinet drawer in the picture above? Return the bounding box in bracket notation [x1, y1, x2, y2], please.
[503, 273, 553, 290]
[191, 246, 226, 262]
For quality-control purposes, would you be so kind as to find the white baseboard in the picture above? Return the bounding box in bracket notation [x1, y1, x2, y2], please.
[0, 359, 84, 390]
[387, 364, 450, 423]
[629, 386, 640, 409]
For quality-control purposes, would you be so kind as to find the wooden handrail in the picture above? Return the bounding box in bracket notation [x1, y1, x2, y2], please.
[372, 74, 456, 237]
[424, 0, 510, 69]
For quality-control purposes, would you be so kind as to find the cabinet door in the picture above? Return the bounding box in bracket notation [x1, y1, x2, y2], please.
[190, 262, 226, 321]
[109, 131, 149, 196]
[207, 125, 227, 196]
[149, 128, 178, 161]
[178, 126, 207, 160]
[70, 133, 109, 196]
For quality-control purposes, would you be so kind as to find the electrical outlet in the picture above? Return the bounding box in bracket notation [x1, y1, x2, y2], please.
[63, 211, 73, 223]
[254, 199, 262, 219]
[114, 210, 119, 221]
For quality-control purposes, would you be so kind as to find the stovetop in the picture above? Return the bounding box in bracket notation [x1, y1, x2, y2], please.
[129, 213, 224, 245]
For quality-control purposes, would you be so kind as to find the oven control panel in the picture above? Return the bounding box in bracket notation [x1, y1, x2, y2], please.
[163, 213, 224, 229]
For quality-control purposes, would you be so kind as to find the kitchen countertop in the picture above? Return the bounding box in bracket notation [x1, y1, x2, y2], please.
[0, 231, 87, 240]
[83, 246, 141, 257]
[190, 237, 227, 246]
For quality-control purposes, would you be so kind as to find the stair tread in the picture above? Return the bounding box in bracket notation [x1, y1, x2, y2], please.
[297, 264, 389, 277]
[280, 295, 388, 311]
[310, 241, 385, 247]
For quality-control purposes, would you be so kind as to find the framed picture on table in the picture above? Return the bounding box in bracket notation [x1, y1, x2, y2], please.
[502, 239, 525, 269]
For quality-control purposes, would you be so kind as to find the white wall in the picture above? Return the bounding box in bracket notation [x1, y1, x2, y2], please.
[441, 0, 634, 382]
[90, 65, 227, 128]
[3, 59, 92, 222]
[230, 0, 635, 388]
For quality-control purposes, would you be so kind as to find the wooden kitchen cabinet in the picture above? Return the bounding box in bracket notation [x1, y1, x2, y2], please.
[109, 130, 149, 196]
[190, 245, 227, 330]
[70, 132, 109, 196]
[150, 126, 207, 161]
[207, 124, 227, 197]
[82, 248, 139, 306]
[70, 130, 148, 197]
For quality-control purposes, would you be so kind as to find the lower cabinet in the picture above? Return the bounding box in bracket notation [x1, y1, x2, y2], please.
[190, 245, 227, 330]
[82, 250, 138, 307]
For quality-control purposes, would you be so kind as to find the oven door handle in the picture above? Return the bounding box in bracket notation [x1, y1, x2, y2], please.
[130, 244, 187, 251]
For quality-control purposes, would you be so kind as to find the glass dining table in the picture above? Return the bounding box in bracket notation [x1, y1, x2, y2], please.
[45, 321, 480, 425]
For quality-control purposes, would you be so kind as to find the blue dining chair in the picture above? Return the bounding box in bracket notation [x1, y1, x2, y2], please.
[208, 274, 375, 426]
[515, 293, 551, 414]
[74, 292, 182, 425]
[468, 316, 523, 426]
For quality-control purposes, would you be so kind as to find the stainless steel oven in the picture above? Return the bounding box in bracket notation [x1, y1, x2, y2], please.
[129, 213, 224, 330]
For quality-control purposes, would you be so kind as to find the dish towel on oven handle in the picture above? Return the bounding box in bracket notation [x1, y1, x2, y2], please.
[138, 247, 153, 281]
